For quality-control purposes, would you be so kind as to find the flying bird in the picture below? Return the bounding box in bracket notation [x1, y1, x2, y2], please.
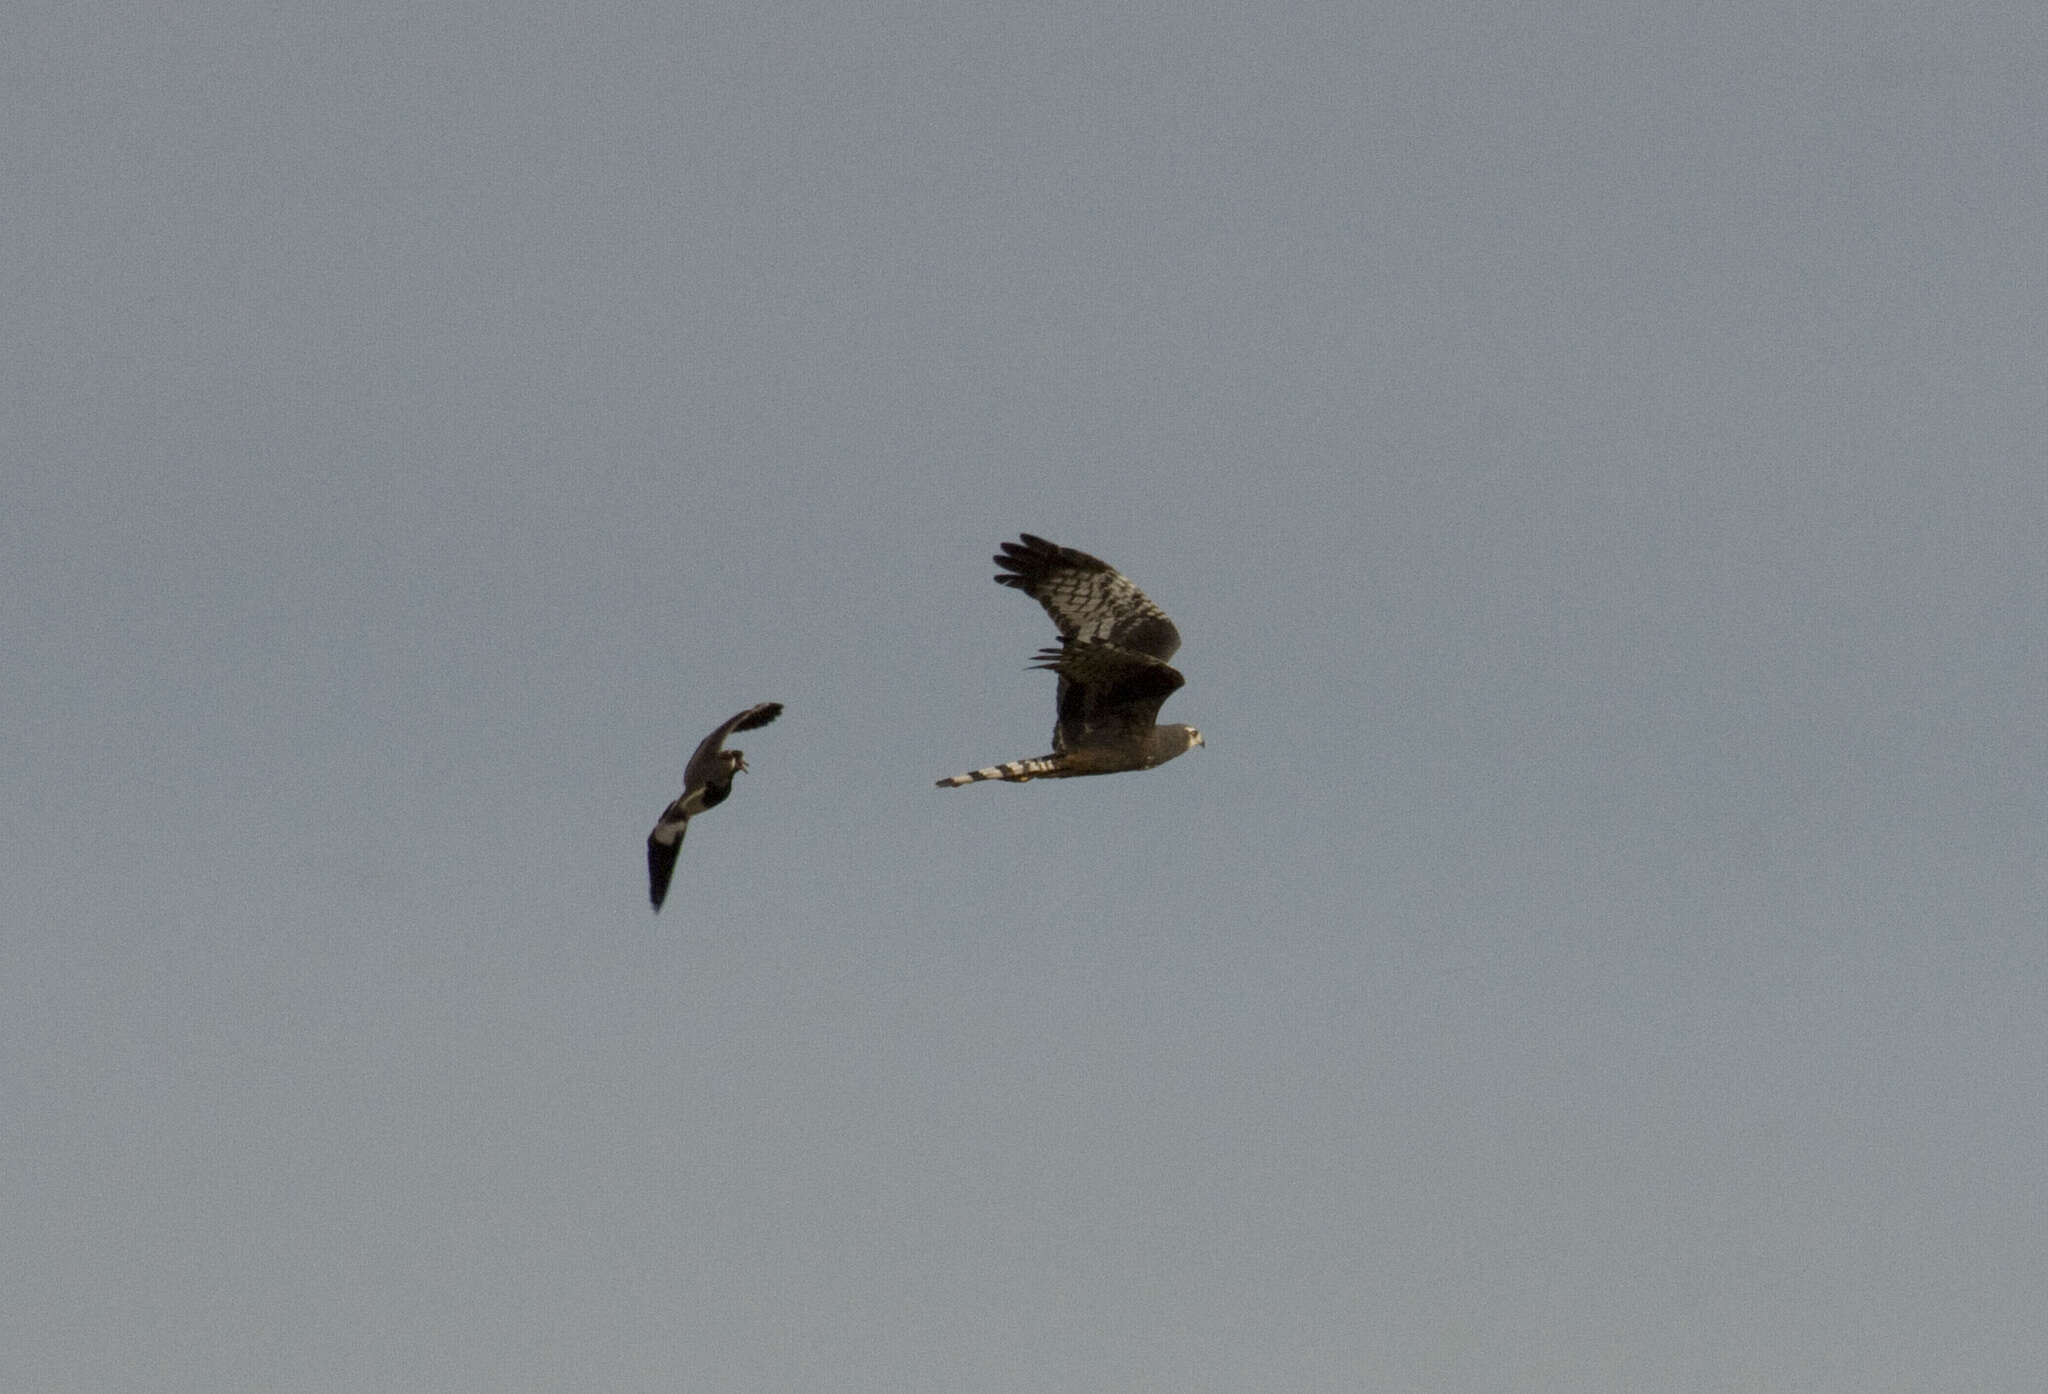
[937, 534, 1203, 787]
[647, 701, 783, 910]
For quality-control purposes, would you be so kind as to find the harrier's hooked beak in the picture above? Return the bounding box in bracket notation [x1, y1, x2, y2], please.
[734, 752, 750, 773]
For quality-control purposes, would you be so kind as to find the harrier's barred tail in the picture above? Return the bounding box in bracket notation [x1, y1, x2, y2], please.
[935, 757, 1064, 787]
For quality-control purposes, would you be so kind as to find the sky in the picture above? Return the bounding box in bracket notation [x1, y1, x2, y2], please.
[7, 2, 2046, 1391]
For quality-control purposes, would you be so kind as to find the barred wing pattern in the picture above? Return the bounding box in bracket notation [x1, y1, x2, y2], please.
[994, 534, 1182, 662]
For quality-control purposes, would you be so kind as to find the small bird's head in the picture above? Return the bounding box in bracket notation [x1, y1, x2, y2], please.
[1189, 728, 1205, 749]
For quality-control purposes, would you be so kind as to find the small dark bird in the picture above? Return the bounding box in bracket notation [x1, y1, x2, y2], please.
[646, 701, 783, 911]
[937, 534, 1202, 787]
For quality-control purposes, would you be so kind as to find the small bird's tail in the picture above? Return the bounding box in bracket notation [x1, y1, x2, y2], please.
[935, 756, 1063, 787]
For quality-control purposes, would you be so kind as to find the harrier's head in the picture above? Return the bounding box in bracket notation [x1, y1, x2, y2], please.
[1148, 724, 1204, 767]
[724, 749, 750, 776]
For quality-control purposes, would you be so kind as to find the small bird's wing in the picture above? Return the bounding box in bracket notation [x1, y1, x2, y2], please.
[681, 701, 784, 788]
[646, 815, 687, 910]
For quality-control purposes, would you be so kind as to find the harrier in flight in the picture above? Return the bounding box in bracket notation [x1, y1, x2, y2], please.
[938, 534, 1202, 787]
[647, 701, 783, 910]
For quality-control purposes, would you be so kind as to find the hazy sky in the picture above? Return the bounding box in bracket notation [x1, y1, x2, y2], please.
[8, 3, 2046, 1391]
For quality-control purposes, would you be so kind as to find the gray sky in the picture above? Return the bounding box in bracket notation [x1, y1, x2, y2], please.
[8, 2, 2046, 1391]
